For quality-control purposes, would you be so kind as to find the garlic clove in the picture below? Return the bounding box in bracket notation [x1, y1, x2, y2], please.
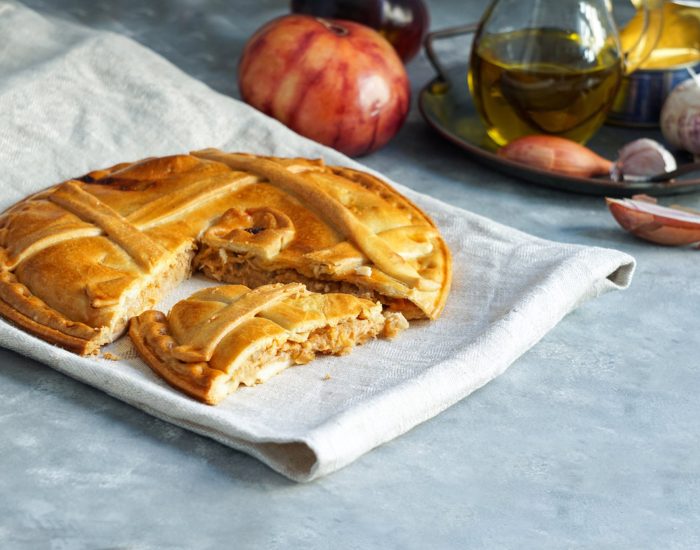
[611, 138, 677, 182]
[606, 196, 700, 246]
[497, 135, 613, 178]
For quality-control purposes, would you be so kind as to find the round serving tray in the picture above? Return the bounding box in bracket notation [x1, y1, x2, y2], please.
[418, 24, 700, 197]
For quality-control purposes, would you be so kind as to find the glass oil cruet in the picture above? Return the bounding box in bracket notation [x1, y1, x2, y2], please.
[467, 0, 664, 146]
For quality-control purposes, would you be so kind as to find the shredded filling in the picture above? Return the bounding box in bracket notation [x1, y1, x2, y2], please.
[227, 315, 385, 392]
[194, 246, 426, 320]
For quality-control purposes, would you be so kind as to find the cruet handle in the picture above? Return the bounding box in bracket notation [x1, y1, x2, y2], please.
[620, 0, 665, 74]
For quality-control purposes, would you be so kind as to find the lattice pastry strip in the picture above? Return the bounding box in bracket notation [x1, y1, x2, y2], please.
[49, 181, 167, 271]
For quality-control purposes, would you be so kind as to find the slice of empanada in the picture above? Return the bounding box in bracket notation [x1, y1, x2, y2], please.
[129, 283, 407, 405]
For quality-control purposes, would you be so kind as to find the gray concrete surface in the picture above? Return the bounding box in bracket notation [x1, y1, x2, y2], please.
[2, 0, 699, 548]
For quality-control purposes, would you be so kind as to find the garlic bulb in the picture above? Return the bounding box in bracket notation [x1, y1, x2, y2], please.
[660, 76, 700, 160]
[611, 138, 677, 182]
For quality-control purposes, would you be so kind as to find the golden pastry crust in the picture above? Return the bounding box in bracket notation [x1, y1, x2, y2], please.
[130, 310, 230, 404]
[129, 283, 404, 405]
[0, 150, 451, 354]
[191, 150, 452, 319]
[0, 269, 102, 354]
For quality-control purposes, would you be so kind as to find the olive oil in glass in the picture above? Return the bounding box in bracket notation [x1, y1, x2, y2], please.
[468, 28, 623, 146]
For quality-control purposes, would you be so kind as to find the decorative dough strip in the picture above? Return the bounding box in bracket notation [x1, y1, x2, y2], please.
[171, 282, 304, 363]
[127, 173, 259, 229]
[191, 149, 425, 290]
[3, 224, 101, 270]
[49, 181, 166, 271]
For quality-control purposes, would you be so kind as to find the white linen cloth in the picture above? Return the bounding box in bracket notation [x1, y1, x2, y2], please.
[0, 2, 635, 481]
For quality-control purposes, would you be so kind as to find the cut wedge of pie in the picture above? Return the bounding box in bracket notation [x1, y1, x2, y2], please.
[129, 283, 407, 404]
[0, 150, 451, 355]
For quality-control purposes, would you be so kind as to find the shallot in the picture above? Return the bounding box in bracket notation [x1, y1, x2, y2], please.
[660, 74, 700, 160]
[497, 135, 613, 178]
[606, 195, 700, 246]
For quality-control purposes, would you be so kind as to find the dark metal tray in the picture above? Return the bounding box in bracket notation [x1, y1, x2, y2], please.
[418, 24, 700, 197]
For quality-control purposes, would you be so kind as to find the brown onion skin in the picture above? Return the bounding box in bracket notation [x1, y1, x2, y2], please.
[238, 15, 411, 157]
[607, 198, 700, 246]
[498, 135, 613, 177]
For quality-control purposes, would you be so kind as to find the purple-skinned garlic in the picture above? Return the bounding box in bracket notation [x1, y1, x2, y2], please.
[661, 75, 700, 160]
[611, 138, 677, 182]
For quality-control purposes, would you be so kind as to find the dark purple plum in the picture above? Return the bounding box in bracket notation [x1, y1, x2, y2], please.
[291, 0, 429, 62]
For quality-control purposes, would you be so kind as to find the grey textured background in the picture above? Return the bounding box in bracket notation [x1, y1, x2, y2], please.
[2, 0, 699, 548]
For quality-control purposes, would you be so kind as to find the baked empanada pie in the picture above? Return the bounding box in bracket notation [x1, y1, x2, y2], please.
[130, 283, 407, 404]
[0, 150, 451, 355]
